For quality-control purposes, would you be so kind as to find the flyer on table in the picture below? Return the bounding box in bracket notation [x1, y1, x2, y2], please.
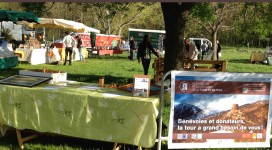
[168, 71, 272, 149]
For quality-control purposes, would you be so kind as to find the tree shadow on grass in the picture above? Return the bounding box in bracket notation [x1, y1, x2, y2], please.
[227, 59, 253, 64]
[68, 74, 134, 86]
[89, 53, 130, 60]
[0, 68, 19, 79]
[2, 130, 142, 150]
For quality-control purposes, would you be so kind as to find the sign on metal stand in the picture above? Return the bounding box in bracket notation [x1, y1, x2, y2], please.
[157, 71, 272, 150]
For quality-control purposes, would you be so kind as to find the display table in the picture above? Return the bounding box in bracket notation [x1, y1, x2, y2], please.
[58, 47, 88, 61]
[0, 83, 159, 148]
[0, 56, 19, 69]
[16, 48, 49, 65]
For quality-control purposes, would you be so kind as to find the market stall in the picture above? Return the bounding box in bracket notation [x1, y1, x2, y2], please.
[16, 48, 48, 65]
[0, 9, 41, 66]
[26, 18, 100, 61]
[52, 43, 88, 61]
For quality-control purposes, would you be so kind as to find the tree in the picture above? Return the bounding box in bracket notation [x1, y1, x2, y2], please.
[237, 3, 270, 47]
[134, 3, 164, 30]
[111, 2, 156, 36]
[19, 2, 55, 17]
[161, 2, 195, 73]
[190, 2, 239, 60]
[89, 2, 154, 35]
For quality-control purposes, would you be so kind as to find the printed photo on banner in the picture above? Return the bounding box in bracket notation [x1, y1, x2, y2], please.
[168, 71, 272, 149]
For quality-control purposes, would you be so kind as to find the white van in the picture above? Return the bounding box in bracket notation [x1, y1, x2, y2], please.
[189, 38, 212, 51]
[189, 38, 213, 60]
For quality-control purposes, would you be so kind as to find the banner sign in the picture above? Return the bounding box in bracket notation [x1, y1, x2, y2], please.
[168, 71, 272, 149]
[76, 33, 121, 48]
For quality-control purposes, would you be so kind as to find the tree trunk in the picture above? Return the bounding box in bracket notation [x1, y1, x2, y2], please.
[212, 31, 217, 60]
[118, 26, 122, 36]
[161, 2, 195, 73]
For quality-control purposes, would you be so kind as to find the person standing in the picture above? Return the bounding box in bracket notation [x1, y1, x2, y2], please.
[217, 40, 221, 60]
[90, 32, 96, 49]
[76, 35, 84, 62]
[200, 41, 208, 60]
[63, 31, 76, 65]
[129, 36, 136, 60]
[183, 37, 198, 61]
[137, 34, 159, 75]
[183, 38, 198, 69]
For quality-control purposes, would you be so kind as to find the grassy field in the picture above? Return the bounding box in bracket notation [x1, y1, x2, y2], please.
[0, 47, 271, 150]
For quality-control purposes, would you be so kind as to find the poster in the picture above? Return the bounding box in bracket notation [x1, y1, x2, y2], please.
[168, 71, 272, 149]
[133, 74, 150, 97]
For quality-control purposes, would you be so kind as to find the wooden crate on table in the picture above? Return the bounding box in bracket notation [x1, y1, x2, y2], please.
[153, 58, 164, 84]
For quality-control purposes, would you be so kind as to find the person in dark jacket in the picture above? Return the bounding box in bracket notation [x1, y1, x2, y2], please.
[129, 36, 136, 60]
[137, 34, 159, 75]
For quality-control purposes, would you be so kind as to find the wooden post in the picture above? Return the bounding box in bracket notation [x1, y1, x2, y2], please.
[16, 129, 24, 150]
[15, 129, 40, 150]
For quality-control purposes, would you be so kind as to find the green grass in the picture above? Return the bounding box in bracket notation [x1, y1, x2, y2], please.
[1, 52, 147, 85]
[0, 48, 272, 150]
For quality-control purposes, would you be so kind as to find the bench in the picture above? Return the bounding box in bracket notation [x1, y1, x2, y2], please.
[183, 59, 227, 72]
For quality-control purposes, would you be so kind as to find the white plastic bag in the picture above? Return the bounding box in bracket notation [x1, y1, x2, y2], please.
[218, 52, 222, 57]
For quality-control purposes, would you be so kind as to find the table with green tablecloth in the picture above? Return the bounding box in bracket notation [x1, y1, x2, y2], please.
[0, 82, 159, 148]
[0, 56, 18, 69]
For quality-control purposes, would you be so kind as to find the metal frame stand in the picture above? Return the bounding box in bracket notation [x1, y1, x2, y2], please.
[157, 70, 171, 150]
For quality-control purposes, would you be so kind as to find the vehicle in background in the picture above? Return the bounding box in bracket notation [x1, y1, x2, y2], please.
[189, 38, 212, 51]
[128, 28, 165, 50]
[189, 38, 213, 60]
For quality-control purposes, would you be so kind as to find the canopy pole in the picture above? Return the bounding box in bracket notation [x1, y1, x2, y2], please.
[43, 27, 46, 44]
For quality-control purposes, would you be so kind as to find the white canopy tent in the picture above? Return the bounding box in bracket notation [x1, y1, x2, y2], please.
[27, 18, 100, 33]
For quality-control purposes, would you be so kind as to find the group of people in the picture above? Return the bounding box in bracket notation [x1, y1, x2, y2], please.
[62, 31, 84, 66]
[62, 32, 222, 76]
[184, 38, 221, 61]
[135, 35, 223, 75]
[48, 31, 85, 65]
